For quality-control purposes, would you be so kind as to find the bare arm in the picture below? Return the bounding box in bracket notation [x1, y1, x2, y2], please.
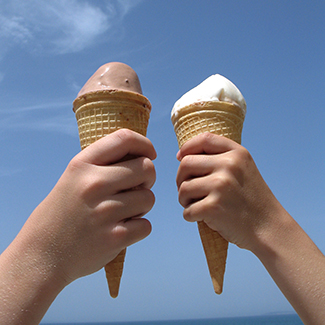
[176, 132, 325, 325]
[254, 209, 325, 325]
[0, 129, 156, 325]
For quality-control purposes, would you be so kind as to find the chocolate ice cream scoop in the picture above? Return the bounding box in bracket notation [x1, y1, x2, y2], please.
[77, 62, 143, 97]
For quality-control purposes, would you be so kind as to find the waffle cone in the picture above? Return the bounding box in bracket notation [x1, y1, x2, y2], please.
[73, 89, 151, 149]
[73, 89, 151, 298]
[104, 248, 127, 298]
[172, 101, 245, 294]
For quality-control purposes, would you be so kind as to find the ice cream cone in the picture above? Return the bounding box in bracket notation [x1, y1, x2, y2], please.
[73, 90, 151, 150]
[104, 248, 127, 298]
[172, 101, 245, 294]
[73, 89, 151, 298]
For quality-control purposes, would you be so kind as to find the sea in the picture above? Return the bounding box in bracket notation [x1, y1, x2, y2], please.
[43, 314, 303, 325]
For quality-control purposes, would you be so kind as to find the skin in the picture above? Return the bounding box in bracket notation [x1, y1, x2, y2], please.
[176, 132, 325, 325]
[0, 129, 156, 325]
[1, 129, 323, 325]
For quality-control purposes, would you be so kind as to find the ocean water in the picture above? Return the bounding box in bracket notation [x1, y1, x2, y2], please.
[44, 314, 303, 325]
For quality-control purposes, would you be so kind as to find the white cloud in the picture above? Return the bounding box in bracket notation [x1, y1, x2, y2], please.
[0, 100, 78, 136]
[0, 0, 142, 55]
[0, 166, 23, 178]
[0, 1, 144, 133]
[0, 14, 32, 43]
[106, 0, 142, 18]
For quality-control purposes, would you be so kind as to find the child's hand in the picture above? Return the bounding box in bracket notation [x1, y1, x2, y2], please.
[20, 129, 157, 284]
[176, 132, 282, 253]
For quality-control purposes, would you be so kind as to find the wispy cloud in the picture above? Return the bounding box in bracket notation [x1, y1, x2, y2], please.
[0, 0, 142, 55]
[0, 1, 144, 134]
[0, 166, 23, 178]
[0, 101, 78, 136]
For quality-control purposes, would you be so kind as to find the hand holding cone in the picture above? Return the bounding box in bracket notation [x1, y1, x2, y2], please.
[172, 97, 245, 294]
[73, 63, 151, 298]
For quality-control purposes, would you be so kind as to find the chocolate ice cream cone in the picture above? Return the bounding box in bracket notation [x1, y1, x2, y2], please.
[104, 248, 127, 298]
[73, 89, 151, 298]
[73, 90, 150, 150]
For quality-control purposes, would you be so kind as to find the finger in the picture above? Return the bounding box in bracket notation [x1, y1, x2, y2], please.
[177, 132, 239, 161]
[182, 194, 219, 225]
[116, 157, 156, 191]
[98, 189, 156, 223]
[111, 217, 152, 249]
[80, 129, 157, 166]
[178, 176, 210, 208]
[182, 198, 207, 223]
[176, 155, 216, 189]
[100, 157, 156, 194]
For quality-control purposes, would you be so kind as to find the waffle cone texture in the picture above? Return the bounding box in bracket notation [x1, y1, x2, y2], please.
[73, 89, 151, 298]
[73, 89, 151, 150]
[172, 101, 245, 294]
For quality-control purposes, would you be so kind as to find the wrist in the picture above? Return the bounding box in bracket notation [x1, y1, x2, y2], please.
[249, 204, 297, 261]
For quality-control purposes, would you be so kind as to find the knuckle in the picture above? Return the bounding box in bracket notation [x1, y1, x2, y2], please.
[67, 154, 85, 172]
[135, 189, 155, 215]
[212, 172, 232, 192]
[114, 128, 138, 148]
[142, 157, 155, 175]
[143, 189, 155, 210]
[183, 203, 205, 223]
[219, 146, 250, 171]
[115, 128, 134, 140]
[223, 153, 242, 174]
[79, 177, 102, 201]
[183, 208, 195, 222]
[199, 196, 217, 217]
[235, 146, 250, 160]
[233, 146, 252, 168]
[67, 160, 104, 200]
[95, 200, 117, 219]
[199, 131, 216, 143]
[240, 147, 254, 167]
[180, 155, 195, 168]
[178, 182, 190, 207]
[141, 158, 156, 188]
[221, 147, 252, 184]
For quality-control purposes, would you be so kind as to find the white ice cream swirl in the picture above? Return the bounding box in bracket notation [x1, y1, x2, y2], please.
[171, 74, 246, 119]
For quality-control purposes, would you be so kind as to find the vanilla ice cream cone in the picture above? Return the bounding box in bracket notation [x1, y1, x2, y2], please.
[171, 74, 246, 294]
[73, 62, 151, 298]
[172, 101, 244, 148]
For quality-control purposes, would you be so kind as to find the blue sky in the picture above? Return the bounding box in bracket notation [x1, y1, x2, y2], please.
[0, 0, 324, 323]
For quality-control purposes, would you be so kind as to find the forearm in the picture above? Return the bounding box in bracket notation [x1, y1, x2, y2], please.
[253, 209, 325, 325]
[0, 131, 156, 324]
[0, 230, 66, 324]
[176, 134, 325, 323]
